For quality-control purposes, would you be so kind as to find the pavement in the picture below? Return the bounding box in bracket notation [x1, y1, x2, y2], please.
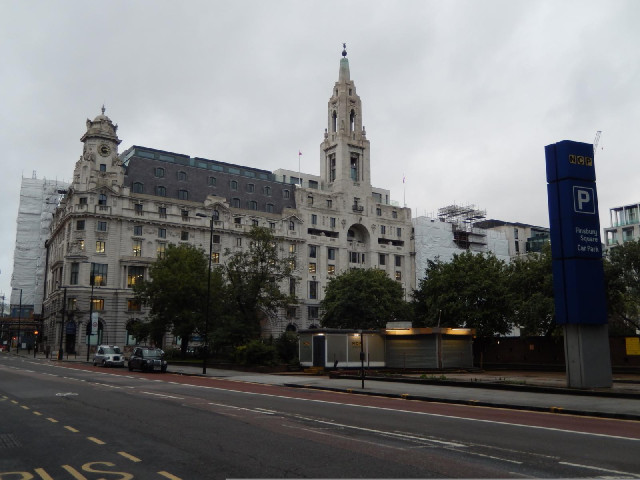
[3, 349, 640, 421]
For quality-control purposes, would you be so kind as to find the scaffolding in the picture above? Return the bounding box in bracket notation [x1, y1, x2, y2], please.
[437, 204, 487, 250]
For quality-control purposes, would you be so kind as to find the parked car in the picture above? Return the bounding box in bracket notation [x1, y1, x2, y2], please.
[93, 345, 125, 367]
[128, 347, 168, 373]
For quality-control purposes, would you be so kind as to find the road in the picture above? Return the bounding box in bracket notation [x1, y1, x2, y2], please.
[1, 355, 639, 479]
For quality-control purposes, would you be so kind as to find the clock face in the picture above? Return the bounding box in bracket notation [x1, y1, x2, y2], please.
[98, 144, 111, 157]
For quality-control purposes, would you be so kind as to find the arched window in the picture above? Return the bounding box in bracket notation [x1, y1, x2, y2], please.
[289, 220, 295, 231]
[264, 186, 271, 196]
[98, 193, 108, 205]
[231, 198, 240, 208]
[177, 171, 187, 181]
[283, 189, 290, 199]
[266, 203, 274, 213]
[248, 200, 258, 210]
[230, 180, 238, 191]
[350, 109, 355, 132]
[213, 209, 219, 221]
[132, 182, 144, 194]
[178, 190, 189, 200]
[155, 186, 166, 196]
[208, 176, 216, 186]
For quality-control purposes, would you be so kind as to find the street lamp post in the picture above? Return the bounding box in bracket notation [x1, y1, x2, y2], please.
[86, 275, 95, 362]
[12, 289, 22, 353]
[57, 287, 67, 360]
[196, 212, 214, 375]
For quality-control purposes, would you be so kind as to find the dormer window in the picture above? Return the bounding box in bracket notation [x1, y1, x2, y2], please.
[132, 182, 144, 194]
[177, 171, 187, 181]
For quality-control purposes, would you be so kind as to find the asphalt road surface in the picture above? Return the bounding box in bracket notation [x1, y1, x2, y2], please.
[1, 355, 639, 479]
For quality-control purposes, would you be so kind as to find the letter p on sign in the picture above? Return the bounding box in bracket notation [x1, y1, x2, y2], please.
[573, 186, 595, 214]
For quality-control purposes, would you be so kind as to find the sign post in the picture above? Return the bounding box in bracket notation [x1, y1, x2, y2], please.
[545, 140, 612, 388]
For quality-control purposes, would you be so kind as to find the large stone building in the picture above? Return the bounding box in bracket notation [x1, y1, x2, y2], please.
[41, 48, 414, 357]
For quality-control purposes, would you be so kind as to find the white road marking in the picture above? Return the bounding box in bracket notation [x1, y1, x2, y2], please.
[141, 391, 184, 400]
[559, 461, 640, 477]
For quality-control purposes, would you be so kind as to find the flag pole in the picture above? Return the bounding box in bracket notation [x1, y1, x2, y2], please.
[298, 151, 302, 186]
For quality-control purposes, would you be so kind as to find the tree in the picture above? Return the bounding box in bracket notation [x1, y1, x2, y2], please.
[221, 227, 295, 344]
[412, 251, 512, 337]
[321, 268, 410, 329]
[508, 244, 557, 336]
[604, 240, 640, 333]
[134, 244, 214, 355]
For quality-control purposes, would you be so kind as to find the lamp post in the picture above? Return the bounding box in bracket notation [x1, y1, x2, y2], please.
[86, 274, 95, 362]
[359, 329, 365, 389]
[196, 212, 213, 374]
[57, 286, 66, 360]
[12, 289, 22, 353]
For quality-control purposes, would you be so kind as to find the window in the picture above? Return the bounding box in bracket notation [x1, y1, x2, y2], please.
[290, 176, 300, 185]
[178, 190, 189, 200]
[309, 180, 318, 189]
[311, 214, 317, 225]
[308, 306, 319, 319]
[181, 231, 189, 241]
[379, 254, 386, 266]
[309, 281, 318, 300]
[330, 217, 336, 228]
[76, 220, 85, 231]
[213, 210, 219, 221]
[326, 199, 332, 208]
[70, 263, 79, 285]
[97, 221, 107, 232]
[155, 167, 165, 178]
[266, 203, 274, 213]
[327, 247, 335, 260]
[91, 263, 108, 286]
[269, 222, 276, 230]
[211, 252, 220, 264]
[158, 228, 166, 238]
[286, 307, 297, 319]
[134, 203, 143, 215]
[289, 244, 296, 254]
[307, 195, 313, 205]
[395, 255, 402, 267]
[248, 200, 258, 210]
[350, 155, 359, 181]
[289, 258, 296, 270]
[127, 299, 141, 311]
[309, 245, 317, 258]
[283, 189, 290, 199]
[380, 225, 386, 235]
[213, 234, 221, 244]
[133, 240, 142, 257]
[158, 206, 167, 218]
[155, 186, 166, 196]
[157, 243, 166, 259]
[132, 183, 144, 194]
[236, 237, 242, 247]
[247, 183, 255, 193]
[181, 209, 189, 219]
[289, 220, 295, 231]
[230, 180, 238, 190]
[252, 219, 259, 226]
[231, 198, 240, 208]
[127, 266, 144, 287]
[264, 186, 271, 195]
[178, 171, 187, 181]
[133, 225, 142, 236]
[327, 264, 335, 275]
[376, 208, 382, 216]
[67, 298, 77, 311]
[234, 217, 242, 225]
[289, 278, 296, 295]
[392, 210, 398, 219]
[100, 163, 107, 172]
[397, 227, 402, 238]
[395, 271, 402, 281]
[308, 263, 316, 274]
[329, 155, 336, 182]
[208, 176, 216, 186]
[92, 298, 105, 311]
[78, 239, 85, 251]
[98, 194, 107, 205]
[79, 197, 88, 205]
[96, 241, 106, 253]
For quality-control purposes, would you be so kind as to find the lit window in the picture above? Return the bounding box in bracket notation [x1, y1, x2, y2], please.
[133, 240, 142, 257]
[157, 243, 166, 258]
[309, 263, 316, 274]
[96, 241, 105, 253]
[92, 298, 105, 311]
[91, 263, 108, 286]
[289, 244, 296, 254]
[327, 264, 335, 275]
[395, 271, 402, 281]
[127, 299, 141, 311]
[211, 252, 220, 264]
[127, 266, 144, 287]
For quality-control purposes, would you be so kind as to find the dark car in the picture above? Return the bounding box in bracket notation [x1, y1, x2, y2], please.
[128, 347, 168, 373]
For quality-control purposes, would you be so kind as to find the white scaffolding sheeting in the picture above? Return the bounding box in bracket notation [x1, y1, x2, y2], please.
[10, 176, 68, 315]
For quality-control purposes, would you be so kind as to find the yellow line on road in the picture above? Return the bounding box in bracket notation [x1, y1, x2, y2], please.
[64, 426, 79, 433]
[21, 405, 30, 410]
[87, 436, 105, 445]
[118, 451, 142, 462]
[158, 471, 182, 480]
[34, 468, 55, 480]
[10, 400, 18, 404]
[46, 417, 58, 423]
[33, 411, 42, 416]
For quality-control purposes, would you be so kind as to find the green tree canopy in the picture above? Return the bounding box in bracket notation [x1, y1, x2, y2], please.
[412, 251, 512, 337]
[320, 268, 410, 329]
[604, 239, 640, 333]
[508, 244, 557, 336]
[221, 226, 295, 343]
[134, 243, 212, 354]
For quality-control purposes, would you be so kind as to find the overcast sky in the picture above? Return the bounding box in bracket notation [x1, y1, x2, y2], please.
[2, 0, 639, 303]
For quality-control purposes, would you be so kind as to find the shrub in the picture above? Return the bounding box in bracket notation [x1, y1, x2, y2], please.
[235, 340, 277, 366]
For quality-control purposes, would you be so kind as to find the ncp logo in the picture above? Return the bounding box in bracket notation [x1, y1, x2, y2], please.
[573, 186, 596, 214]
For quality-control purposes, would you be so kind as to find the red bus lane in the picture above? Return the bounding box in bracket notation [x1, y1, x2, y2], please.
[65, 362, 640, 441]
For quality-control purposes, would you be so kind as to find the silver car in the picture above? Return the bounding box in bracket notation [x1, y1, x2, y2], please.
[93, 345, 125, 367]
